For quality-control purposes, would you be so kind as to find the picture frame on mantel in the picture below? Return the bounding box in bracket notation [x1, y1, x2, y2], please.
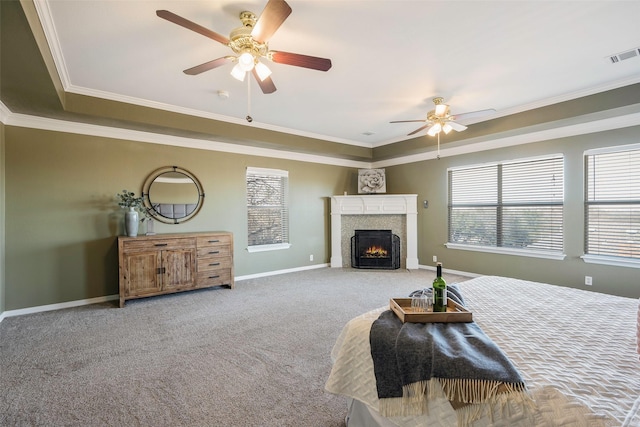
[358, 168, 386, 194]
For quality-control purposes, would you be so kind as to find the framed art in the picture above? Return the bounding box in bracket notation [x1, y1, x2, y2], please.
[358, 168, 386, 194]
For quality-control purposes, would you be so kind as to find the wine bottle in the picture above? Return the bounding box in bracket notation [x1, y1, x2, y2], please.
[432, 262, 447, 312]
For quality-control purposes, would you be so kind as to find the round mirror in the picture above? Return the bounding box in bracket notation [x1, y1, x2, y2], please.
[142, 166, 204, 224]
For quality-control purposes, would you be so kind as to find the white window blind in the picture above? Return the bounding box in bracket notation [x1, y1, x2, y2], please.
[448, 155, 564, 253]
[246, 167, 289, 248]
[585, 147, 640, 259]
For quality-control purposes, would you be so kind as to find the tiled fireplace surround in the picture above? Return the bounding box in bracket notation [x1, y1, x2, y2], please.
[330, 195, 418, 269]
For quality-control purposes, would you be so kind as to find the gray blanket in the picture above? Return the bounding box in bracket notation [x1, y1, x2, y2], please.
[370, 284, 527, 417]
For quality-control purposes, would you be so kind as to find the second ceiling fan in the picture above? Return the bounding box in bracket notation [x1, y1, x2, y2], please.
[391, 97, 495, 136]
[156, 0, 332, 94]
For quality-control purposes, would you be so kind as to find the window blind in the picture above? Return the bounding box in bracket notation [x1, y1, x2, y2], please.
[449, 155, 564, 253]
[585, 147, 640, 259]
[246, 167, 289, 247]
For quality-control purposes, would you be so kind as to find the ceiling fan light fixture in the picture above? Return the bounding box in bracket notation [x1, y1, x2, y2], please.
[427, 123, 442, 136]
[435, 103, 449, 117]
[254, 61, 272, 81]
[392, 97, 491, 137]
[230, 63, 246, 81]
[238, 52, 255, 72]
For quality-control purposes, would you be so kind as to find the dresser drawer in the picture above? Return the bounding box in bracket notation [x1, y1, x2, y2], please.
[197, 269, 232, 288]
[197, 234, 232, 247]
[123, 238, 196, 252]
[197, 245, 232, 258]
[198, 256, 232, 272]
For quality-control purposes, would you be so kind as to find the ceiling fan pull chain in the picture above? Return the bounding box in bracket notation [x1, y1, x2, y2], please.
[246, 74, 253, 122]
[437, 132, 441, 160]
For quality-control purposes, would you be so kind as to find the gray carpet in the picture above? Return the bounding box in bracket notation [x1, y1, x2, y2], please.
[0, 267, 470, 427]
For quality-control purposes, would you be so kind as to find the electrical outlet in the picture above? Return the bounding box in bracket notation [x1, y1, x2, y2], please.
[585, 276, 592, 286]
[309, 254, 314, 262]
[432, 255, 437, 262]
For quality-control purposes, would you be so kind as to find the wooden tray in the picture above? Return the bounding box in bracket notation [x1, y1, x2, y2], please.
[390, 297, 473, 323]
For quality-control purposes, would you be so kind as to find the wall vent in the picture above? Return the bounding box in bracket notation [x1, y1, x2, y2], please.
[608, 48, 640, 64]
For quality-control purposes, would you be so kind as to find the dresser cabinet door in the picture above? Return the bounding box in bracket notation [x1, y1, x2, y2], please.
[161, 248, 197, 291]
[122, 251, 162, 297]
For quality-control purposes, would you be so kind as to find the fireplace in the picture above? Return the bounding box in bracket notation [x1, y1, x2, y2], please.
[351, 230, 400, 270]
[331, 195, 418, 269]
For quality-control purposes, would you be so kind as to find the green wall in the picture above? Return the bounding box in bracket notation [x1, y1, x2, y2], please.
[1, 121, 5, 314]
[4, 122, 640, 312]
[4, 126, 354, 310]
[386, 125, 640, 299]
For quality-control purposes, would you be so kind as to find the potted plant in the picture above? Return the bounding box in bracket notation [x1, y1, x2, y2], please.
[116, 190, 151, 237]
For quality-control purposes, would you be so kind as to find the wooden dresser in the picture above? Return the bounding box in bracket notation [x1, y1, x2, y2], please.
[117, 232, 234, 307]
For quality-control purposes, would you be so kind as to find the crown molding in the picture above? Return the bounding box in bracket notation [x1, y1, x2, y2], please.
[0, 103, 372, 168]
[30, 0, 71, 89]
[3, 101, 640, 170]
[0, 102, 10, 124]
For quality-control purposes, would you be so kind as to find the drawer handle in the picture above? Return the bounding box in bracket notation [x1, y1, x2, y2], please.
[208, 275, 220, 279]
[209, 262, 221, 266]
[156, 267, 166, 274]
[154, 243, 168, 247]
[208, 239, 220, 243]
[208, 251, 220, 255]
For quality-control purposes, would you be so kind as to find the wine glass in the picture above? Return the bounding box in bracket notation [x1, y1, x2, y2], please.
[411, 289, 431, 312]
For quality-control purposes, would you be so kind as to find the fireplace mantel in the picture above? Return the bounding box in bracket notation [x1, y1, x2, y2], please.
[330, 195, 418, 269]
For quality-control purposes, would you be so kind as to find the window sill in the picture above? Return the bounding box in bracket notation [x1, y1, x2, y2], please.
[581, 254, 640, 268]
[445, 243, 566, 260]
[246, 243, 291, 253]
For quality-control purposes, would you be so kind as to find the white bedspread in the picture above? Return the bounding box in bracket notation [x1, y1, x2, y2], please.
[325, 276, 640, 426]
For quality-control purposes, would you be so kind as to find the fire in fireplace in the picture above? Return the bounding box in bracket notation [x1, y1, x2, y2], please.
[351, 229, 400, 269]
[364, 245, 388, 258]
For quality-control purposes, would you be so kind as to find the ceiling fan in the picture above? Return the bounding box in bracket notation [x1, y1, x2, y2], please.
[391, 97, 496, 136]
[156, 0, 332, 94]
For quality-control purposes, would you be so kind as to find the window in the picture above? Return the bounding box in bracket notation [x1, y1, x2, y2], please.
[447, 155, 564, 258]
[246, 167, 290, 252]
[584, 145, 640, 265]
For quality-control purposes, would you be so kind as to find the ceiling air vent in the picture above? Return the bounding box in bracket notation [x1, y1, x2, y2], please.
[608, 48, 640, 64]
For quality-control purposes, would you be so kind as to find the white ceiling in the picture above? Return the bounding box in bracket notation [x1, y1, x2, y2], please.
[37, 0, 640, 147]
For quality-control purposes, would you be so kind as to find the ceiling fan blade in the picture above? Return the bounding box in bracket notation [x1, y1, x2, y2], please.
[270, 51, 332, 71]
[448, 121, 468, 132]
[451, 108, 496, 122]
[408, 124, 430, 136]
[251, 0, 292, 43]
[156, 10, 230, 45]
[252, 69, 277, 94]
[390, 120, 426, 123]
[183, 57, 233, 75]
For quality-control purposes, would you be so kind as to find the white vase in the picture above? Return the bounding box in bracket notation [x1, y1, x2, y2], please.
[125, 207, 139, 237]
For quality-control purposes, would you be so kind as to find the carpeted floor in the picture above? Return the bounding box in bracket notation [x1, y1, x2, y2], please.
[0, 267, 470, 427]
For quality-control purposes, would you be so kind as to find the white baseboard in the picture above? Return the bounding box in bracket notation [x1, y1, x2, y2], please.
[418, 264, 480, 279]
[235, 263, 330, 281]
[0, 295, 119, 321]
[0, 263, 474, 323]
[0, 264, 331, 322]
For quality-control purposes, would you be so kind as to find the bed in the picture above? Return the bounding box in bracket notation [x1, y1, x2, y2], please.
[325, 276, 640, 427]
